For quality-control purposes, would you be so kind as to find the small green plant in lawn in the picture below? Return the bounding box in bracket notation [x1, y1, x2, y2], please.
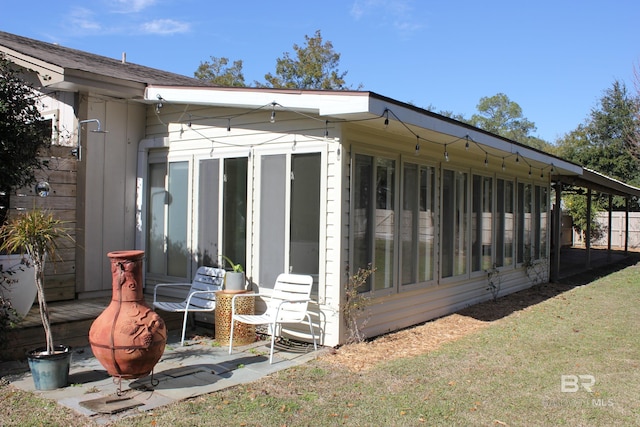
[486, 264, 501, 302]
[343, 264, 375, 344]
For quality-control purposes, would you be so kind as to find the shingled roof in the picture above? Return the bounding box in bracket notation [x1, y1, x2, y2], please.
[0, 31, 212, 88]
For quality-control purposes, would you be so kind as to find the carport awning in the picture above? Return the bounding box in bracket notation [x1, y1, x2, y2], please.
[553, 168, 640, 198]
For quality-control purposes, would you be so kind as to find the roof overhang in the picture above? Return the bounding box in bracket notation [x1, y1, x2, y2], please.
[554, 168, 640, 198]
[2, 45, 146, 98]
[146, 86, 583, 176]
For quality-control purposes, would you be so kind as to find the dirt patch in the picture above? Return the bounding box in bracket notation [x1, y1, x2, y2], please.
[321, 272, 617, 372]
[322, 313, 489, 372]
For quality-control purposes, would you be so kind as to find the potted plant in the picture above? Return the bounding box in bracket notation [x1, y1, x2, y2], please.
[0, 208, 74, 390]
[219, 255, 245, 291]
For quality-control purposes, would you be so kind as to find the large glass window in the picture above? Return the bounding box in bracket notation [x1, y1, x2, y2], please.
[536, 185, 549, 260]
[401, 163, 435, 285]
[517, 182, 533, 264]
[472, 175, 493, 272]
[442, 169, 468, 278]
[198, 159, 220, 267]
[222, 158, 248, 271]
[147, 159, 189, 278]
[290, 153, 321, 275]
[353, 155, 373, 292]
[495, 179, 515, 267]
[353, 154, 396, 292]
[374, 159, 396, 291]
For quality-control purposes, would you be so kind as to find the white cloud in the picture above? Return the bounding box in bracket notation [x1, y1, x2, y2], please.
[111, 0, 157, 13]
[350, 0, 425, 36]
[69, 7, 102, 32]
[141, 19, 191, 35]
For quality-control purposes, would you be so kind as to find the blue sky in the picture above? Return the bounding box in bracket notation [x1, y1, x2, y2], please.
[2, 0, 638, 142]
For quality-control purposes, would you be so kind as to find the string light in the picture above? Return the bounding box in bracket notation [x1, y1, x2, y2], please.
[170, 102, 558, 178]
[270, 102, 276, 123]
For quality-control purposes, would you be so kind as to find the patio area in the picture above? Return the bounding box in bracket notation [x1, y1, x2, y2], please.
[1, 326, 324, 424]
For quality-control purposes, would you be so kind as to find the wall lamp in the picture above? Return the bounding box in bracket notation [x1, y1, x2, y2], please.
[72, 119, 107, 161]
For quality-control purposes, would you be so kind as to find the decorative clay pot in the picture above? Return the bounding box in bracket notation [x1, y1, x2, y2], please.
[89, 250, 166, 379]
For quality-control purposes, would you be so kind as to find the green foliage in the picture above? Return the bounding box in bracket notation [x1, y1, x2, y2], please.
[260, 30, 357, 90]
[556, 81, 640, 210]
[0, 53, 50, 197]
[194, 56, 246, 87]
[219, 255, 243, 272]
[343, 264, 375, 344]
[563, 192, 605, 240]
[468, 93, 549, 150]
[0, 209, 73, 354]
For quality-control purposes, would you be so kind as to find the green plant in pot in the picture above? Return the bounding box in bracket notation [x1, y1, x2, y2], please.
[0, 208, 74, 390]
[219, 255, 245, 291]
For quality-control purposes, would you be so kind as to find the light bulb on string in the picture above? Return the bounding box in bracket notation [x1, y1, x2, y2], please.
[444, 144, 449, 162]
[550, 163, 555, 174]
[484, 153, 489, 167]
[383, 109, 389, 128]
[501, 158, 506, 171]
[465, 135, 470, 150]
[324, 121, 329, 139]
[227, 119, 231, 133]
[516, 153, 520, 163]
[270, 102, 276, 124]
[540, 168, 544, 179]
[528, 166, 532, 177]
[415, 136, 420, 156]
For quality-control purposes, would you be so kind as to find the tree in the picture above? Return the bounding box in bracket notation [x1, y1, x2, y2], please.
[584, 80, 639, 186]
[260, 30, 356, 90]
[0, 54, 50, 225]
[468, 93, 550, 150]
[194, 56, 246, 87]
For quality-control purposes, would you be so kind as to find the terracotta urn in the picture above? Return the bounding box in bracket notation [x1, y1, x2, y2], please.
[89, 250, 167, 379]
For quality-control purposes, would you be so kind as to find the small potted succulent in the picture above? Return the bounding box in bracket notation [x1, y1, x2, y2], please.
[0, 208, 74, 390]
[219, 255, 245, 291]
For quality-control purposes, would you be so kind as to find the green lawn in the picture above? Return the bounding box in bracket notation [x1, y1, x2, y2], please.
[2, 258, 639, 426]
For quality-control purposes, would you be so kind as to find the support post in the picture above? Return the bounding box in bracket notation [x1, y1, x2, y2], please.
[625, 196, 630, 254]
[551, 181, 562, 282]
[585, 187, 592, 269]
[607, 194, 612, 258]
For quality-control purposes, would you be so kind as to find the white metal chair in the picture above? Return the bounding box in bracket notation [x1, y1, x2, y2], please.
[229, 273, 318, 363]
[153, 266, 225, 345]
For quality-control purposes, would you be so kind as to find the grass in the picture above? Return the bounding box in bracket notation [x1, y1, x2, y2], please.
[2, 258, 640, 426]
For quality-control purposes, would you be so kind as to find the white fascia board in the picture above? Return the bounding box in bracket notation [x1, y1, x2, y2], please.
[369, 96, 582, 176]
[145, 86, 582, 176]
[145, 86, 372, 116]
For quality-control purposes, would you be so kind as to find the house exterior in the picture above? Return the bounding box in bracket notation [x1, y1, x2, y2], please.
[2, 31, 638, 348]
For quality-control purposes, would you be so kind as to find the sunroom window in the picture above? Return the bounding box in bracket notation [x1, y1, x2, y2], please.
[441, 169, 468, 278]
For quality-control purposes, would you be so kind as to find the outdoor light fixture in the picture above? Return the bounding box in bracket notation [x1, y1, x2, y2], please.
[73, 119, 107, 161]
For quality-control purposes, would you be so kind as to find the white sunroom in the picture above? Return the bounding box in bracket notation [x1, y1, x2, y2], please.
[138, 86, 582, 347]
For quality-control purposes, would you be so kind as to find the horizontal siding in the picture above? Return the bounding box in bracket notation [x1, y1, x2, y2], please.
[361, 265, 548, 339]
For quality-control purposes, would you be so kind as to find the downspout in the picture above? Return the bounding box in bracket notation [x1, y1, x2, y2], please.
[135, 136, 170, 252]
